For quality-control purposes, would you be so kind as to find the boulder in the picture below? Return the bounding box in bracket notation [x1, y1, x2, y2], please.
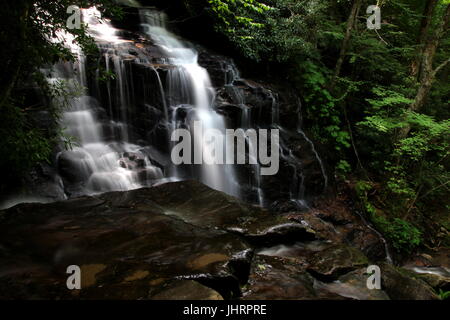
[242, 255, 347, 300]
[306, 245, 369, 282]
[314, 268, 390, 300]
[379, 263, 439, 300]
[149, 280, 223, 300]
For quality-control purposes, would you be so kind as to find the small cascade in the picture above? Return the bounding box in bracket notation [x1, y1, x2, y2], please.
[224, 71, 263, 204]
[150, 66, 169, 121]
[353, 209, 393, 264]
[221, 60, 320, 207]
[52, 8, 163, 197]
[296, 128, 328, 192]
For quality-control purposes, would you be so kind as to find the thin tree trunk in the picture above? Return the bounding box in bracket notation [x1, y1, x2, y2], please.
[330, 0, 362, 90]
[411, 0, 438, 79]
[398, 4, 450, 140]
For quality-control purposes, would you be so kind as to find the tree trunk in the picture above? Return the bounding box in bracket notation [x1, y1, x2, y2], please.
[399, 4, 450, 139]
[330, 0, 362, 90]
[411, 0, 438, 80]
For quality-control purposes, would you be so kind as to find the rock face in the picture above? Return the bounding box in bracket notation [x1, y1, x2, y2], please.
[198, 51, 328, 202]
[0, 180, 442, 300]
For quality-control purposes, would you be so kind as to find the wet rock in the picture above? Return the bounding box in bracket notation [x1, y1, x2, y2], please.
[314, 268, 390, 300]
[242, 255, 346, 300]
[142, 180, 314, 245]
[404, 248, 450, 269]
[0, 180, 324, 300]
[402, 266, 450, 291]
[379, 263, 439, 300]
[287, 212, 341, 242]
[306, 245, 369, 282]
[346, 228, 387, 262]
[150, 280, 223, 300]
[292, 200, 387, 261]
[270, 200, 307, 214]
[214, 103, 242, 124]
[0, 180, 444, 300]
[0, 181, 252, 299]
[257, 241, 331, 261]
[57, 149, 93, 183]
[229, 223, 316, 247]
[226, 249, 254, 285]
[118, 152, 146, 170]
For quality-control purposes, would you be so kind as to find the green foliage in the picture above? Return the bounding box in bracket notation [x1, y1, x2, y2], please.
[355, 179, 422, 253]
[207, 0, 272, 60]
[0, 1, 122, 187]
[355, 180, 377, 215]
[371, 214, 422, 253]
[0, 104, 53, 176]
[438, 289, 450, 300]
[201, 0, 449, 235]
[296, 60, 351, 152]
[335, 159, 351, 178]
[0, 77, 83, 183]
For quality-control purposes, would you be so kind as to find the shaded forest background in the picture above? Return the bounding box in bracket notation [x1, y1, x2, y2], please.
[0, 0, 449, 255]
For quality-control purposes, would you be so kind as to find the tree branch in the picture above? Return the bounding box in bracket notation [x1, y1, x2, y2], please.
[432, 57, 450, 77]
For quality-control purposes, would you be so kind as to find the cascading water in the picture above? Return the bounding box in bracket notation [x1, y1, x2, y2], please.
[1, 6, 328, 210]
[221, 65, 265, 205]
[139, 9, 240, 197]
[51, 8, 163, 197]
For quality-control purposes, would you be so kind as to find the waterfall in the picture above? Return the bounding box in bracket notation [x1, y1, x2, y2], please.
[51, 8, 163, 197]
[139, 9, 239, 197]
[0, 6, 328, 210]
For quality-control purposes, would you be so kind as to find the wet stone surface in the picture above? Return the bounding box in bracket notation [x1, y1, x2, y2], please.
[0, 180, 442, 300]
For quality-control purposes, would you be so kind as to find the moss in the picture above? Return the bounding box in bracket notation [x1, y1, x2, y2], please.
[371, 213, 422, 253]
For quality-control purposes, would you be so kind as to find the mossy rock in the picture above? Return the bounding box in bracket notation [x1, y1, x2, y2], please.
[380, 263, 439, 300]
[306, 244, 369, 281]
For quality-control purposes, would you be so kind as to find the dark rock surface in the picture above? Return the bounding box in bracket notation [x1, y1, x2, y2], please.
[315, 268, 390, 300]
[379, 263, 439, 300]
[0, 180, 441, 300]
[288, 194, 388, 261]
[0, 181, 250, 299]
[242, 255, 346, 300]
[306, 244, 369, 281]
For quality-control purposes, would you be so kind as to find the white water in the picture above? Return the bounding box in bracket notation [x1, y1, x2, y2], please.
[405, 266, 450, 278]
[223, 65, 265, 205]
[50, 8, 163, 196]
[140, 10, 239, 197]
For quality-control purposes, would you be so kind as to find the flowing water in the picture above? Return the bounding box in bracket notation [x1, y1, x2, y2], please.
[139, 10, 240, 197]
[50, 8, 163, 196]
[1, 6, 328, 209]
